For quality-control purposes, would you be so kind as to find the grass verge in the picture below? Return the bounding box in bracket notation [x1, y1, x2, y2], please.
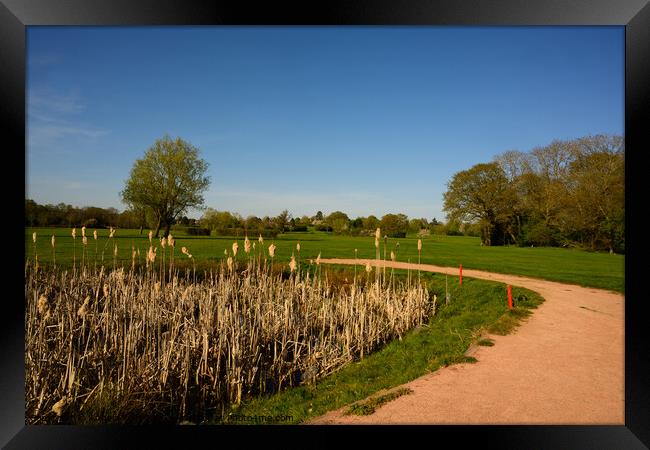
[212, 271, 543, 424]
[344, 388, 414, 416]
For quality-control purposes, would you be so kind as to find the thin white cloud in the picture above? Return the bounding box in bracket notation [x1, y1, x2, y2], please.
[28, 124, 109, 148]
[26, 87, 109, 148]
[28, 89, 85, 115]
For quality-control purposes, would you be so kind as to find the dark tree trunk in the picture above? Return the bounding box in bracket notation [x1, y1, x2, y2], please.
[154, 218, 162, 238]
[163, 223, 171, 238]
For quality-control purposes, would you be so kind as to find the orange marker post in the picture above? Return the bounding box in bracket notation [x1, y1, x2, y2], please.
[459, 264, 463, 286]
[507, 285, 513, 310]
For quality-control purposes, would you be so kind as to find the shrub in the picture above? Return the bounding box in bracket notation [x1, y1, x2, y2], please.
[186, 227, 211, 236]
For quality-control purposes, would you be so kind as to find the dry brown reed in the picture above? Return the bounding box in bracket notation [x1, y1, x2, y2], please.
[25, 239, 434, 424]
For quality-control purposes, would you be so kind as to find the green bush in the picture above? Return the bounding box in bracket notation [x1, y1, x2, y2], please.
[212, 227, 279, 238]
[186, 227, 211, 236]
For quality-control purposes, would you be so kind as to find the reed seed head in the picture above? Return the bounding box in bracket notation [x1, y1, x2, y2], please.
[296, 242, 301, 252]
[365, 262, 372, 273]
[289, 255, 297, 273]
[52, 397, 67, 417]
[232, 242, 239, 257]
[32, 232, 37, 243]
[268, 243, 276, 258]
[244, 236, 251, 253]
[51, 235, 56, 248]
[258, 234, 264, 245]
[316, 253, 321, 265]
[375, 228, 381, 240]
[77, 295, 90, 317]
[168, 234, 175, 247]
[82, 236, 88, 246]
[161, 237, 167, 248]
[82, 226, 86, 237]
[109, 227, 116, 238]
[418, 239, 422, 251]
[181, 246, 192, 258]
[227, 256, 233, 271]
[147, 246, 156, 263]
[114, 245, 118, 257]
[71, 228, 76, 239]
[93, 229, 97, 240]
[391, 251, 396, 261]
[375, 237, 379, 249]
[37, 295, 48, 316]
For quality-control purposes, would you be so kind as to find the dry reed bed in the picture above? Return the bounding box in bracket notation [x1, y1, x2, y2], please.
[25, 255, 435, 424]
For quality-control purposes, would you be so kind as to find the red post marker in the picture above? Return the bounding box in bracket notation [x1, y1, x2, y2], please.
[507, 285, 513, 310]
[459, 264, 463, 286]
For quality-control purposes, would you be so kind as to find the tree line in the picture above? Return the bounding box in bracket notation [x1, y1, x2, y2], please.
[199, 208, 443, 238]
[443, 134, 624, 253]
[24, 199, 197, 230]
[25, 197, 454, 239]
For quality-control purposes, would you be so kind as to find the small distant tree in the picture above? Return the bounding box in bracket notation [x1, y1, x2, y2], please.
[201, 209, 241, 233]
[325, 211, 350, 234]
[351, 217, 364, 229]
[380, 213, 409, 237]
[274, 210, 291, 232]
[362, 215, 379, 231]
[121, 135, 210, 238]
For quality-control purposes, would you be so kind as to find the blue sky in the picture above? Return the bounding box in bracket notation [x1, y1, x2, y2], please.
[26, 26, 624, 222]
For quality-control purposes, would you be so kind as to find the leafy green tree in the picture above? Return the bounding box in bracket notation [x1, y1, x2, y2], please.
[380, 213, 409, 237]
[408, 218, 428, 234]
[443, 162, 515, 245]
[201, 209, 241, 233]
[362, 215, 379, 231]
[565, 148, 624, 252]
[121, 135, 210, 238]
[325, 211, 350, 234]
[274, 210, 291, 232]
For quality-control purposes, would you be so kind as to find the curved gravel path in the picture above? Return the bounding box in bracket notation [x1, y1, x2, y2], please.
[308, 258, 624, 425]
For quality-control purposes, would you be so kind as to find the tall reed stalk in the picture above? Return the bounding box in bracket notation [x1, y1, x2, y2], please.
[25, 235, 434, 425]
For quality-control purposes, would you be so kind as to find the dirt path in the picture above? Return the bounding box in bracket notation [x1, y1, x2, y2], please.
[308, 258, 624, 425]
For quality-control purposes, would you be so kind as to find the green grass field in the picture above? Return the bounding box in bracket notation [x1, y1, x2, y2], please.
[25, 227, 624, 293]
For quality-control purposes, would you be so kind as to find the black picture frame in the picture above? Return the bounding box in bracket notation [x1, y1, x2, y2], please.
[3, 1, 649, 448]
